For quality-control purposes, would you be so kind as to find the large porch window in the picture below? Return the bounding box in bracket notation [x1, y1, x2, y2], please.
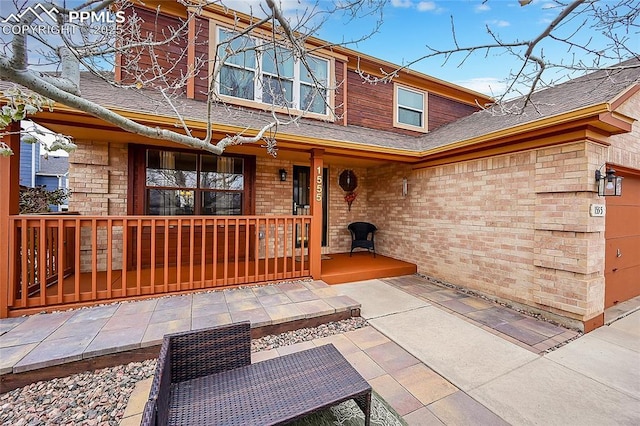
[136, 148, 253, 215]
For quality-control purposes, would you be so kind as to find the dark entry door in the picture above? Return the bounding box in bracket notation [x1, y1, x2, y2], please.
[293, 165, 328, 246]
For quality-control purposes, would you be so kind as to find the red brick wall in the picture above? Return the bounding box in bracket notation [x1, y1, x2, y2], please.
[255, 157, 292, 216]
[68, 141, 128, 216]
[326, 166, 371, 253]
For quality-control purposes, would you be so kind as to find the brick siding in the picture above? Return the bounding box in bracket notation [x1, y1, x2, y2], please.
[366, 143, 608, 327]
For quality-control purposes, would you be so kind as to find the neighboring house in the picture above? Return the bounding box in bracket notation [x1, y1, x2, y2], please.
[18, 138, 69, 212]
[18, 138, 40, 188]
[1, 2, 638, 333]
[35, 155, 69, 212]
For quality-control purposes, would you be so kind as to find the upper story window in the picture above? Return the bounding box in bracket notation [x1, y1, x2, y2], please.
[394, 85, 428, 132]
[216, 28, 330, 115]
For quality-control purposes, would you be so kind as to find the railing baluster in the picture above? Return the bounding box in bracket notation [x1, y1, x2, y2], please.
[244, 218, 250, 280]
[106, 219, 113, 298]
[253, 218, 260, 281]
[200, 218, 206, 288]
[57, 218, 64, 303]
[283, 217, 288, 279]
[234, 218, 240, 284]
[91, 218, 97, 300]
[20, 218, 28, 307]
[163, 218, 169, 292]
[223, 218, 229, 285]
[212, 217, 218, 285]
[135, 219, 142, 295]
[176, 218, 183, 290]
[274, 217, 279, 279]
[150, 218, 156, 293]
[8, 219, 17, 307]
[265, 218, 270, 280]
[189, 218, 195, 289]
[38, 218, 46, 306]
[121, 218, 128, 295]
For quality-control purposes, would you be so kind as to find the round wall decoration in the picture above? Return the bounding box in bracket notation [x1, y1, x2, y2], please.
[338, 169, 358, 192]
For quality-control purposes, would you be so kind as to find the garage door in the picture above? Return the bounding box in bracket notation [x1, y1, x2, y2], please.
[605, 171, 640, 308]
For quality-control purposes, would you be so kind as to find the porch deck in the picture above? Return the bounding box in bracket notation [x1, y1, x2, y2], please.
[39, 253, 415, 300]
[320, 252, 417, 285]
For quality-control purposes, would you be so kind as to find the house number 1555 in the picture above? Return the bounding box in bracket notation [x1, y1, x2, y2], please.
[315, 166, 323, 202]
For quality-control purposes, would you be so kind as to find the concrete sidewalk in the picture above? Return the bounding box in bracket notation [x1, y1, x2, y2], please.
[337, 279, 640, 425]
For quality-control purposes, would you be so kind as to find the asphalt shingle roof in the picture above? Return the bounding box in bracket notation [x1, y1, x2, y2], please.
[418, 59, 640, 151]
[2, 59, 638, 156]
[72, 74, 423, 153]
[38, 155, 69, 175]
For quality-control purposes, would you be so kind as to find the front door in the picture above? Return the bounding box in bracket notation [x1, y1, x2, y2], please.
[293, 165, 328, 247]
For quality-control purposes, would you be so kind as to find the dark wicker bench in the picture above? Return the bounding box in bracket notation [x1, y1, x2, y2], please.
[141, 321, 372, 425]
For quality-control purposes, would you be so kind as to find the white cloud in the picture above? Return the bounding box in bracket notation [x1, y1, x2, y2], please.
[475, 4, 491, 13]
[417, 1, 436, 12]
[486, 19, 511, 27]
[454, 77, 507, 97]
[391, 0, 413, 8]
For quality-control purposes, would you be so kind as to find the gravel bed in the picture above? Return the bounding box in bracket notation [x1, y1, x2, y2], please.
[0, 317, 368, 426]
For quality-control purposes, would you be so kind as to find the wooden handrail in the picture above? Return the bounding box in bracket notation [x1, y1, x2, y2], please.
[6, 215, 313, 315]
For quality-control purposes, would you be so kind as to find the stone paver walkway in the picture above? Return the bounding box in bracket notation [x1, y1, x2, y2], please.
[120, 325, 506, 425]
[0, 280, 358, 375]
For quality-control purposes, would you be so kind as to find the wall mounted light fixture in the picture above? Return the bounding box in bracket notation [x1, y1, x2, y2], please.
[595, 166, 622, 196]
[402, 178, 408, 197]
[279, 168, 287, 182]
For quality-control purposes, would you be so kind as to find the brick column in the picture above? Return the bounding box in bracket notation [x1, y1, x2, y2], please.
[532, 141, 606, 331]
[309, 149, 324, 279]
[0, 123, 21, 318]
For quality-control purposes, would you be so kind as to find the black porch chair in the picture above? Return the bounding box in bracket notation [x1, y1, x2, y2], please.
[348, 222, 377, 257]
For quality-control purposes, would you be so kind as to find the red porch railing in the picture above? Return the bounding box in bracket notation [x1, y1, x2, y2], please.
[7, 215, 312, 314]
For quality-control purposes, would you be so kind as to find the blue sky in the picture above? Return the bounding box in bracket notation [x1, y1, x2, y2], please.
[312, 0, 628, 96]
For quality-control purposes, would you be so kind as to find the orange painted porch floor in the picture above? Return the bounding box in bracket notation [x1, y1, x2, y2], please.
[320, 252, 417, 285]
[37, 253, 415, 298]
[43, 257, 309, 298]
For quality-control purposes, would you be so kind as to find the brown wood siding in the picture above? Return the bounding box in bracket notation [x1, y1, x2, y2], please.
[429, 93, 480, 131]
[119, 7, 189, 95]
[346, 70, 395, 131]
[345, 71, 428, 136]
[193, 17, 210, 101]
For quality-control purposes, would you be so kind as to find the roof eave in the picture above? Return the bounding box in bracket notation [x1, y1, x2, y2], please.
[412, 102, 635, 168]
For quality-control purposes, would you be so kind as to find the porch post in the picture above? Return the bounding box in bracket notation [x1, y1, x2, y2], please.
[0, 122, 21, 318]
[309, 149, 324, 279]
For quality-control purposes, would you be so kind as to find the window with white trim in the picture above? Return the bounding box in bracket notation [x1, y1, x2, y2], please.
[216, 28, 329, 115]
[395, 85, 427, 131]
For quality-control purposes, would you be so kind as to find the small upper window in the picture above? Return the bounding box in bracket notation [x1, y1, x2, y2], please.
[395, 86, 427, 131]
